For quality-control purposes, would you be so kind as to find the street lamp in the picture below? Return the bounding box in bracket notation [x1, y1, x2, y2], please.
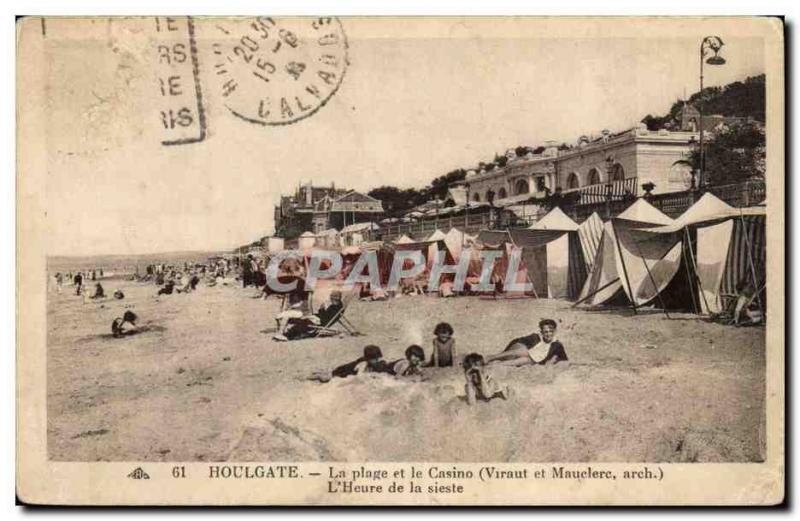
[698, 35, 726, 190]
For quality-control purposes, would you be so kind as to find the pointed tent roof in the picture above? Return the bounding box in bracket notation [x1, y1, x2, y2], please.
[616, 198, 673, 226]
[315, 228, 339, 236]
[673, 192, 733, 227]
[426, 229, 447, 242]
[530, 207, 579, 231]
[394, 234, 414, 244]
[643, 193, 762, 233]
[579, 212, 603, 230]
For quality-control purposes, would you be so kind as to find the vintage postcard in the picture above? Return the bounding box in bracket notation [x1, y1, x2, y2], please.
[16, 16, 784, 505]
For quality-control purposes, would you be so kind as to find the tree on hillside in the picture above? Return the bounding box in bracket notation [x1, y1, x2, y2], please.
[645, 74, 765, 130]
[428, 169, 466, 200]
[641, 114, 672, 131]
[494, 153, 508, 167]
[689, 121, 765, 187]
[368, 185, 428, 217]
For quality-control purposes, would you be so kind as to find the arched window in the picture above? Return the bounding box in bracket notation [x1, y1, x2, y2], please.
[567, 173, 580, 189]
[669, 161, 693, 190]
[610, 163, 625, 182]
[514, 179, 530, 195]
[587, 168, 601, 185]
[473, 192, 481, 202]
[497, 187, 507, 199]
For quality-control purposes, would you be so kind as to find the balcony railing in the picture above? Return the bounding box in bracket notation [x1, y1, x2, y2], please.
[566, 177, 639, 206]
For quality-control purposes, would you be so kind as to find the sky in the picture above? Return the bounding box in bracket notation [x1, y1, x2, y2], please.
[34, 17, 767, 256]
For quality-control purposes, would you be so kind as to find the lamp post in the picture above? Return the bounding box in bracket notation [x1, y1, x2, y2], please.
[698, 35, 726, 190]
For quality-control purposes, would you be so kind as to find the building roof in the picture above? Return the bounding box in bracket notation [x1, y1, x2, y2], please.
[340, 222, 380, 234]
[330, 190, 384, 213]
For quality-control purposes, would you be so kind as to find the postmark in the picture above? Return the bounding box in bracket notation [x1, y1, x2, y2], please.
[154, 16, 207, 145]
[212, 17, 349, 126]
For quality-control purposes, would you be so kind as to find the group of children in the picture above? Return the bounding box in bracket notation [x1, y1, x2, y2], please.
[308, 318, 568, 404]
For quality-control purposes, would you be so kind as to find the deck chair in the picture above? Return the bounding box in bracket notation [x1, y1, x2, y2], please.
[305, 285, 363, 337]
[713, 284, 765, 326]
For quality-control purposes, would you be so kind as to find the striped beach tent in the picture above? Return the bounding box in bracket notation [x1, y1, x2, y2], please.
[577, 199, 683, 308]
[577, 212, 604, 272]
[640, 194, 766, 314]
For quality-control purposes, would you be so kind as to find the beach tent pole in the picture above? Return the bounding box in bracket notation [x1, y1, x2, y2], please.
[683, 226, 711, 315]
[681, 230, 700, 315]
[630, 236, 670, 319]
[506, 229, 539, 299]
[738, 213, 765, 318]
[611, 220, 637, 315]
[570, 277, 621, 307]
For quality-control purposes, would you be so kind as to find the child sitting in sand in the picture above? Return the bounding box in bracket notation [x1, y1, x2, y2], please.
[462, 353, 511, 405]
[392, 345, 426, 377]
[90, 282, 105, 299]
[111, 311, 139, 338]
[428, 322, 456, 367]
[308, 345, 392, 383]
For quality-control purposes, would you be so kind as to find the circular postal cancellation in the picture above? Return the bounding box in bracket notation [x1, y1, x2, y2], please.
[212, 17, 348, 126]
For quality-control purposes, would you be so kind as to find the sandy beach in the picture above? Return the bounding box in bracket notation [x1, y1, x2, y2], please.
[46, 277, 765, 463]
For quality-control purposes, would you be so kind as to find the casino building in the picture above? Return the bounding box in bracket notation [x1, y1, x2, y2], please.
[453, 105, 760, 205]
[454, 124, 699, 206]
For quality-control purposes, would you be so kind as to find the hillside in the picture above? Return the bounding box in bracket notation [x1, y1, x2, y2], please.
[642, 74, 765, 130]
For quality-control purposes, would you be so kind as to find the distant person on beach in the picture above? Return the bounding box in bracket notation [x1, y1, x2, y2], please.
[111, 311, 139, 338]
[91, 283, 105, 299]
[462, 353, 511, 404]
[486, 319, 568, 366]
[242, 254, 254, 288]
[113, 289, 125, 300]
[307, 345, 392, 382]
[73, 272, 83, 295]
[428, 322, 456, 368]
[54, 272, 63, 294]
[157, 279, 175, 296]
[392, 345, 426, 377]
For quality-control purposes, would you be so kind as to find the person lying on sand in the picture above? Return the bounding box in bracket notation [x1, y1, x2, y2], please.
[485, 318, 568, 367]
[463, 353, 511, 404]
[273, 290, 343, 341]
[111, 311, 139, 338]
[392, 345, 426, 377]
[307, 345, 392, 383]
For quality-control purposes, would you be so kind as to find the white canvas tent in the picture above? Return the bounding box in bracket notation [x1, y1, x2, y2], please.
[426, 229, 447, 242]
[639, 193, 766, 315]
[298, 231, 316, 250]
[577, 199, 683, 308]
[530, 206, 579, 231]
[513, 207, 586, 299]
[394, 234, 414, 244]
[266, 237, 285, 253]
[443, 227, 476, 260]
